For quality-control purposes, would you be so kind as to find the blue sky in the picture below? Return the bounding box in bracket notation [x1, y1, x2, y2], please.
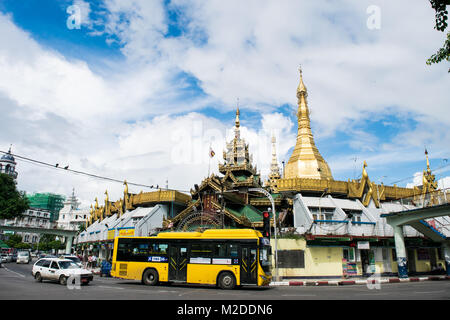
[0, 0, 449, 206]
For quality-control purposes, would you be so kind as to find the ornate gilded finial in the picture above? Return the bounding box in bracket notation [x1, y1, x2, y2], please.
[425, 148, 431, 174]
[105, 190, 109, 201]
[297, 66, 307, 98]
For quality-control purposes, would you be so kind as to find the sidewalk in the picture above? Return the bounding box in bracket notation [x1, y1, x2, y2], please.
[269, 274, 450, 286]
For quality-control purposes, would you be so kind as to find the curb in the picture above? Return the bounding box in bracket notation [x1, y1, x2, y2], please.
[269, 275, 450, 287]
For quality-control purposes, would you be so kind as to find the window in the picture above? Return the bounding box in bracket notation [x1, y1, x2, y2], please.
[278, 250, 305, 268]
[191, 243, 213, 258]
[116, 239, 168, 262]
[212, 243, 239, 258]
[50, 261, 59, 269]
[190, 243, 213, 264]
[343, 248, 355, 262]
[310, 207, 334, 223]
[417, 248, 430, 261]
[41, 260, 51, 268]
[343, 209, 363, 222]
[149, 243, 168, 255]
[36, 259, 49, 267]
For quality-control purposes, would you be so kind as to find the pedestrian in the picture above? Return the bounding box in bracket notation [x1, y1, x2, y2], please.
[88, 254, 93, 269]
[83, 252, 88, 268]
[92, 254, 97, 268]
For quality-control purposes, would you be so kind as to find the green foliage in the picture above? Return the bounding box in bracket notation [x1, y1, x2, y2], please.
[427, 31, 450, 72]
[0, 173, 29, 219]
[430, 0, 449, 32]
[5, 234, 23, 248]
[15, 242, 31, 250]
[36, 234, 64, 251]
[428, 1, 450, 72]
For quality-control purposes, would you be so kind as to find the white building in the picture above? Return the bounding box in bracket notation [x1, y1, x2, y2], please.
[0, 208, 52, 244]
[57, 189, 91, 231]
[0, 146, 18, 181]
[76, 205, 169, 261]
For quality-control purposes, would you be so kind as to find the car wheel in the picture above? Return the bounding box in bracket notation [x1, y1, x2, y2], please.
[142, 269, 159, 286]
[59, 275, 67, 285]
[218, 272, 236, 290]
[35, 272, 42, 282]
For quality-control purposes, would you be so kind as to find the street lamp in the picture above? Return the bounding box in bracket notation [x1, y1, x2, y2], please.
[248, 188, 279, 281]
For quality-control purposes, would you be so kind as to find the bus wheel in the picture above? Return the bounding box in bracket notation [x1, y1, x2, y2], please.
[142, 269, 159, 286]
[218, 272, 236, 290]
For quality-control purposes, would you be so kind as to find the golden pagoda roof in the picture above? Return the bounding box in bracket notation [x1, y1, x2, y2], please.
[284, 68, 333, 180]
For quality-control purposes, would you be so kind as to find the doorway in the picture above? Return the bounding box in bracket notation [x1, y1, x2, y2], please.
[407, 248, 416, 274]
[240, 246, 257, 285]
[168, 244, 188, 282]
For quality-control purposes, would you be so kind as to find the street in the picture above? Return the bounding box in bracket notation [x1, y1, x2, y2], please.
[1, 260, 449, 300]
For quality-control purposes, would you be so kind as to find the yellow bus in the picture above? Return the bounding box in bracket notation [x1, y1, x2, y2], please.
[111, 229, 272, 289]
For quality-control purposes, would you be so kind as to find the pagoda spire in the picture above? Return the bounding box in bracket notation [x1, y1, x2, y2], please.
[284, 68, 333, 180]
[235, 101, 241, 140]
[270, 134, 281, 179]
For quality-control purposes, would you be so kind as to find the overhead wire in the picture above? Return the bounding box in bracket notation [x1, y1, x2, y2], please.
[0, 150, 191, 193]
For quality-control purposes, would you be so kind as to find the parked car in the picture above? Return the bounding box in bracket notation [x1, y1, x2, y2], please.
[1, 254, 11, 263]
[17, 251, 31, 264]
[59, 255, 82, 267]
[10, 253, 17, 262]
[32, 258, 93, 285]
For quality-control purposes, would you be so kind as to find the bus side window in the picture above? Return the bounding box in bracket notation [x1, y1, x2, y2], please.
[149, 243, 168, 255]
[214, 244, 227, 257]
[228, 244, 238, 258]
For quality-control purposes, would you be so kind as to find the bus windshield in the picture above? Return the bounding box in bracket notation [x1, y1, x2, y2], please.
[259, 238, 272, 274]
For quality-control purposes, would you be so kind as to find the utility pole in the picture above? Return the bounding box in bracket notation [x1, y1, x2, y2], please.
[248, 187, 279, 281]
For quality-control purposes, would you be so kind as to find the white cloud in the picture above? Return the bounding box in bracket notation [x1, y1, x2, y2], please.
[1, 1, 449, 208]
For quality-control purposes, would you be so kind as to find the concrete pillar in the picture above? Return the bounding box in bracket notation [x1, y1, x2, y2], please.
[393, 225, 408, 278]
[65, 236, 74, 254]
[444, 243, 450, 276]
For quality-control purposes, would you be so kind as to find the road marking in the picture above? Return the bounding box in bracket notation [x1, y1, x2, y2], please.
[282, 294, 317, 297]
[3, 267, 26, 278]
[414, 291, 445, 294]
[98, 285, 124, 290]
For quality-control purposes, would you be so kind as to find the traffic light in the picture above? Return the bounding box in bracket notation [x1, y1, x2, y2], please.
[262, 211, 270, 238]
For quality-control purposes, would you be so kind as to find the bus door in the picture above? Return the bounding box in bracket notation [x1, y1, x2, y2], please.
[240, 246, 257, 284]
[169, 244, 188, 282]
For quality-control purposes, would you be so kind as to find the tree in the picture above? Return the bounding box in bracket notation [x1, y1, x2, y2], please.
[427, 0, 450, 72]
[5, 234, 22, 248]
[0, 173, 29, 219]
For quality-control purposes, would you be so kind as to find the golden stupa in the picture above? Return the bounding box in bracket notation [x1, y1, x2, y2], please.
[284, 68, 333, 180]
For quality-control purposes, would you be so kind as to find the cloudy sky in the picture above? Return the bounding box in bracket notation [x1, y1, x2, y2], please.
[0, 0, 449, 208]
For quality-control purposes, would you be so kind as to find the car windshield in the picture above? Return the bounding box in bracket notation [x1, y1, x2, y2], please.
[66, 257, 81, 263]
[58, 261, 80, 269]
[18, 252, 28, 256]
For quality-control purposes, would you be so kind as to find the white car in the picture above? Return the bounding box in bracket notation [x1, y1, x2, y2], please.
[32, 258, 93, 285]
[16, 251, 31, 264]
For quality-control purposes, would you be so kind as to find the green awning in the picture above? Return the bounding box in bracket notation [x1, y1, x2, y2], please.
[0, 240, 10, 248]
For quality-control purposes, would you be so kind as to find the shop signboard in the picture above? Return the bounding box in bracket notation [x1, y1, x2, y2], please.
[357, 241, 370, 250]
[118, 227, 135, 237]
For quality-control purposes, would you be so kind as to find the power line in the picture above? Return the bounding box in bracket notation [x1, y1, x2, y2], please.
[387, 162, 450, 185]
[0, 150, 191, 193]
